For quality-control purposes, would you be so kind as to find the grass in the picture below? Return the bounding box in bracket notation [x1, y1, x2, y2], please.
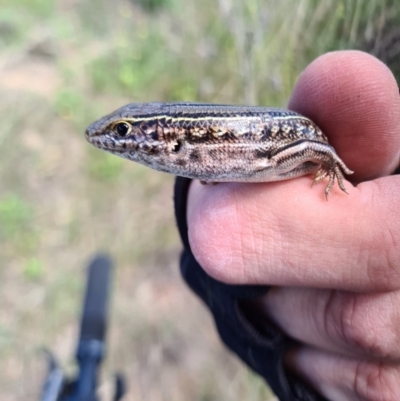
[0, 0, 398, 400]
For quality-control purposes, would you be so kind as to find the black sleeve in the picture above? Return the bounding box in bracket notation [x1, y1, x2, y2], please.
[174, 177, 328, 401]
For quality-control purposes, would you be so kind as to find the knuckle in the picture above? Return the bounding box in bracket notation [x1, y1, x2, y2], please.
[326, 294, 395, 358]
[341, 315, 382, 357]
[354, 362, 400, 401]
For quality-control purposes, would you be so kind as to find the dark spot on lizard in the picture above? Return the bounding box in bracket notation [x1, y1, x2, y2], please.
[187, 133, 210, 144]
[175, 158, 187, 167]
[140, 143, 150, 152]
[140, 120, 156, 130]
[189, 149, 201, 162]
[254, 148, 271, 159]
[207, 149, 222, 160]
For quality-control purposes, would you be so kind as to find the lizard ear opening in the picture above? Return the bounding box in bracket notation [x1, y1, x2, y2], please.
[173, 140, 182, 152]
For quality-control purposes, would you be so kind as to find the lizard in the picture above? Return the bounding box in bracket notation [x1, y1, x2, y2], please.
[85, 102, 353, 198]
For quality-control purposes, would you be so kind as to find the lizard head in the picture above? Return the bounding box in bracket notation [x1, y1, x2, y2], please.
[85, 103, 173, 163]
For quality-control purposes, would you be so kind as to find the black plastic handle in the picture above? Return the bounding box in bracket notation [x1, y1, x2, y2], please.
[79, 254, 112, 343]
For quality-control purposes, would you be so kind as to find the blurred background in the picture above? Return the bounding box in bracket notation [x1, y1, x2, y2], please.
[0, 0, 399, 400]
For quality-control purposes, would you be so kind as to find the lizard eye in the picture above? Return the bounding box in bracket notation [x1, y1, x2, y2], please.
[115, 122, 131, 137]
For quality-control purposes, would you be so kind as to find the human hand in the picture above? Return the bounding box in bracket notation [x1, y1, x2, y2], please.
[186, 51, 400, 400]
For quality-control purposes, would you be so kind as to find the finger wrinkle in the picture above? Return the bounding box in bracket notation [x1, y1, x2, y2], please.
[353, 360, 400, 401]
[288, 346, 400, 400]
[323, 290, 342, 347]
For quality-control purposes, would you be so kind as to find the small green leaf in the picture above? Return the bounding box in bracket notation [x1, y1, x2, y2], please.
[24, 257, 45, 280]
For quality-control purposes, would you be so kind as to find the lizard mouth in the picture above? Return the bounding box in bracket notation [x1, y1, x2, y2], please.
[85, 130, 136, 154]
[85, 131, 112, 149]
[84, 127, 101, 145]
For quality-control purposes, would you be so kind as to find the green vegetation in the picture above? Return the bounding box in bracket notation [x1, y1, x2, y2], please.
[54, 89, 86, 123]
[23, 257, 45, 279]
[87, 151, 125, 182]
[0, 194, 38, 255]
[0, 194, 32, 241]
[0, 0, 398, 400]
